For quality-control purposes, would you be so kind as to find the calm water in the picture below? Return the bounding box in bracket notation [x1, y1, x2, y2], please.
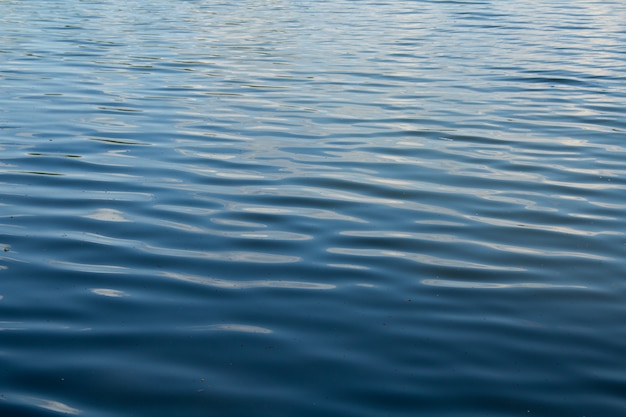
[1, 0, 626, 415]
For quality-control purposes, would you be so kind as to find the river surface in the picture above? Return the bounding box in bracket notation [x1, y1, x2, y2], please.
[1, 1, 625, 416]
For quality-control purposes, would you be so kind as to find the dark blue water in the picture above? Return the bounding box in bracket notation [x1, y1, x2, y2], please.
[2, 0, 626, 415]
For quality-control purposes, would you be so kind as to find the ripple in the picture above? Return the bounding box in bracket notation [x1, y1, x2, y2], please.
[421, 279, 588, 290]
[1, 394, 81, 415]
[183, 324, 273, 334]
[340, 230, 613, 261]
[0, 322, 24, 331]
[49, 260, 129, 274]
[83, 208, 130, 222]
[226, 201, 367, 223]
[143, 246, 301, 264]
[162, 271, 335, 290]
[327, 247, 526, 271]
[90, 288, 129, 297]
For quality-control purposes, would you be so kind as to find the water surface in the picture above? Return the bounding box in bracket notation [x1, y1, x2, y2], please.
[1, 1, 626, 416]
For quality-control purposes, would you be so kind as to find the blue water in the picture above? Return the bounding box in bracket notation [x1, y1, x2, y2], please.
[1, 0, 626, 416]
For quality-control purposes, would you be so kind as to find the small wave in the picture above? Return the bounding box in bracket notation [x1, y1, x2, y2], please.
[422, 279, 587, 289]
[90, 288, 129, 297]
[183, 324, 272, 334]
[1, 394, 80, 415]
[163, 271, 335, 290]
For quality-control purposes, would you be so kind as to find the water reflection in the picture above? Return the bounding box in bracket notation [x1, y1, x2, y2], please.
[184, 324, 272, 334]
[83, 208, 130, 222]
[3, 395, 81, 416]
[90, 288, 129, 297]
[327, 247, 526, 271]
[422, 279, 587, 290]
[163, 271, 335, 290]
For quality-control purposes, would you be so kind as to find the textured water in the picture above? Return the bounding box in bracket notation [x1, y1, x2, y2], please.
[1, 0, 626, 416]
